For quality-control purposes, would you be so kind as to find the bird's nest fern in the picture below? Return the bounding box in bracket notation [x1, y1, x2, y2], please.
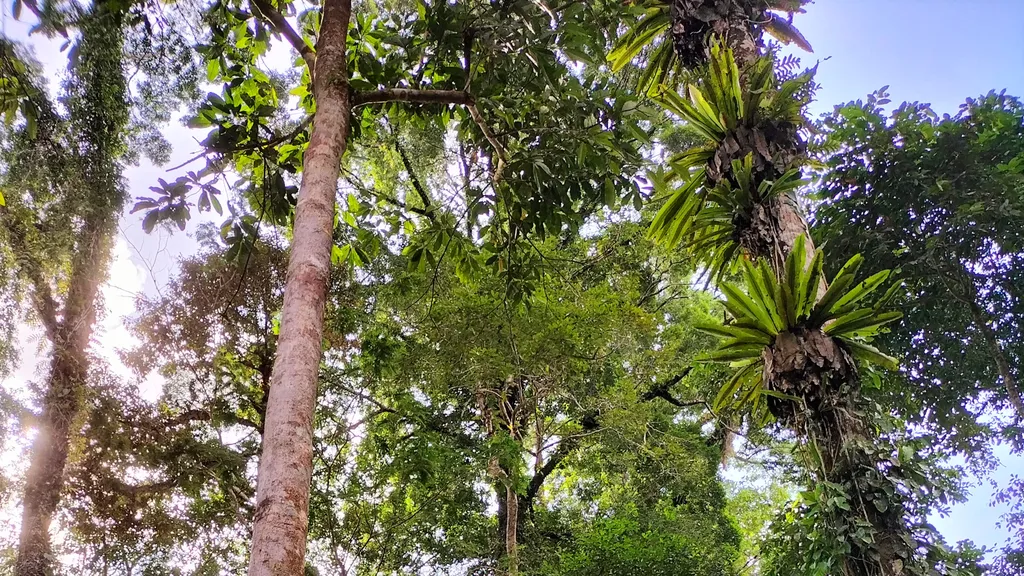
[646, 41, 814, 280]
[698, 236, 902, 424]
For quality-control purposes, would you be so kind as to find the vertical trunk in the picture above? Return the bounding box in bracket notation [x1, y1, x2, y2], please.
[16, 218, 114, 576]
[671, 10, 910, 576]
[505, 485, 519, 576]
[15, 7, 127, 574]
[246, 0, 352, 573]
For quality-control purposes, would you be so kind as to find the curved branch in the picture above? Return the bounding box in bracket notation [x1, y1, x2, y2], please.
[250, 0, 316, 74]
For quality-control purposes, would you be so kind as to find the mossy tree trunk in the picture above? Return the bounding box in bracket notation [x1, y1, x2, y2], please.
[15, 5, 129, 574]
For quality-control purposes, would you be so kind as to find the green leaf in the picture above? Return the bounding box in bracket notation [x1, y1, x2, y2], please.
[720, 281, 778, 336]
[812, 254, 864, 321]
[826, 310, 903, 338]
[785, 234, 806, 307]
[695, 323, 772, 344]
[840, 339, 899, 371]
[607, 9, 670, 72]
[206, 59, 220, 82]
[831, 270, 892, 316]
[142, 210, 159, 234]
[704, 345, 766, 363]
[714, 360, 760, 411]
[742, 259, 782, 332]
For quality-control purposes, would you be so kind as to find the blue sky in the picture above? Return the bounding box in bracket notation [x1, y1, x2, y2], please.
[787, 0, 1024, 553]
[791, 0, 1024, 118]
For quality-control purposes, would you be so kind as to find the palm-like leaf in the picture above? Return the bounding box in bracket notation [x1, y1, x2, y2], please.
[647, 43, 811, 276]
[648, 152, 805, 282]
[698, 238, 902, 416]
[607, 0, 813, 95]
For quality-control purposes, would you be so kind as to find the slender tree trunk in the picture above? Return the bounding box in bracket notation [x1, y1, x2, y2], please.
[966, 296, 1023, 416]
[505, 485, 519, 576]
[15, 7, 127, 574]
[246, 0, 352, 572]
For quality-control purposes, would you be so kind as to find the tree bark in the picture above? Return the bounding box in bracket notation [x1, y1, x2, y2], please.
[505, 484, 519, 576]
[15, 6, 127, 573]
[666, 7, 911, 575]
[246, 0, 352, 573]
[16, 218, 114, 576]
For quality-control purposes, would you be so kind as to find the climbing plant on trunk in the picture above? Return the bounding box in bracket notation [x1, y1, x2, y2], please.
[614, 3, 981, 575]
[1, 3, 130, 574]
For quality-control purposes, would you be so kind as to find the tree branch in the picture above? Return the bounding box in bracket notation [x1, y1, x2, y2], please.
[2, 216, 60, 341]
[967, 299, 1023, 417]
[166, 116, 312, 172]
[250, 0, 316, 74]
[395, 139, 433, 216]
[466, 101, 507, 178]
[524, 411, 599, 504]
[351, 88, 507, 183]
[351, 88, 471, 107]
[19, 0, 69, 38]
[342, 169, 433, 220]
[640, 368, 700, 408]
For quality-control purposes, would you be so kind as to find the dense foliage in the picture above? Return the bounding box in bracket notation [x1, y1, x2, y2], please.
[0, 0, 1021, 574]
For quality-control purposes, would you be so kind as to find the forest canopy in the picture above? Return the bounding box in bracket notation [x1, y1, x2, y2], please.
[0, 0, 1021, 575]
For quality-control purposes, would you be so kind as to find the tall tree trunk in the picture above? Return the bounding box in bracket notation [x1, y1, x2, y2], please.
[505, 484, 519, 576]
[666, 5, 913, 575]
[16, 219, 114, 576]
[246, 0, 352, 572]
[15, 7, 127, 574]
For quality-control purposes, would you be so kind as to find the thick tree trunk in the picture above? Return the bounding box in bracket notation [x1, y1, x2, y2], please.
[246, 0, 352, 573]
[16, 218, 114, 576]
[15, 7, 127, 573]
[668, 7, 911, 575]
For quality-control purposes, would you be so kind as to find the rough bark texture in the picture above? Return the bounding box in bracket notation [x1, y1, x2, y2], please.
[246, 0, 352, 573]
[16, 7, 127, 574]
[505, 485, 519, 576]
[762, 328, 857, 426]
[669, 0, 766, 68]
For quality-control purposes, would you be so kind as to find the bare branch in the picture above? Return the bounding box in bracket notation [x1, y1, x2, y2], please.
[352, 88, 471, 107]
[250, 0, 316, 74]
[394, 139, 433, 214]
[466, 102, 508, 178]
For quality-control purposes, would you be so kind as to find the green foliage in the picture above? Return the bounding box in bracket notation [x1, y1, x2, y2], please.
[0, 41, 41, 138]
[759, 408, 984, 576]
[646, 42, 814, 277]
[134, 0, 652, 286]
[699, 236, 901, 417]
[648, 155, 804, 281]
[607, 0, 814, 94]
[814, 89, 1024, 452]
